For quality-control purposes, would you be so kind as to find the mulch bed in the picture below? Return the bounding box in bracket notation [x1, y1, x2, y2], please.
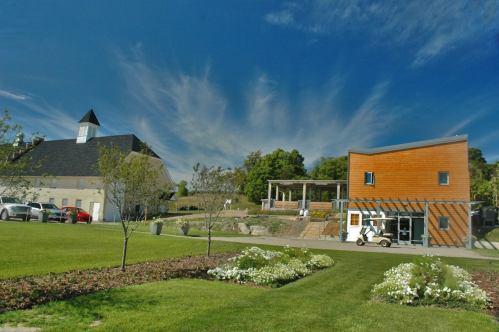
[471, 270, 499, 318]
[1, 255, 498, 319]
[0, 252, 236, 313]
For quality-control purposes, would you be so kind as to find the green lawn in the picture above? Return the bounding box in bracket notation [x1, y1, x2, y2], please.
[0, 222, 498, 331]
[0, 221, 244, 279]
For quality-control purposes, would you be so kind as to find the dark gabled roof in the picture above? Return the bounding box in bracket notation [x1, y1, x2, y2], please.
[78, 109, 100, 126]
[348, 134, 468, 155]
[18, 134, 160, 177]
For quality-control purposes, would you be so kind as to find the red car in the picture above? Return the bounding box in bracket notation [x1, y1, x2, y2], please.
[60, 206, 93, 223]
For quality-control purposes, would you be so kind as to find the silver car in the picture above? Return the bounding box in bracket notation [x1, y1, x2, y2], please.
[0, 197, 31, 221]
[27, 202, 67, 222]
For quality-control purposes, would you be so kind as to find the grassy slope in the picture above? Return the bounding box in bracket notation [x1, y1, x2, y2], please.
[174, 194, 259, 211]
[0, 222, 498, 331]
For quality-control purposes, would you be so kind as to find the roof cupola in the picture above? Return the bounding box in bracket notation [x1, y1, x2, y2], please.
[76, 109, 100, 144]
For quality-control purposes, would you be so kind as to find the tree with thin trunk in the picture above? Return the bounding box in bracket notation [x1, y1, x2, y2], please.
[0, 109, 44, 198]
[191, 163, 242, 256]
[97, 142, 165, 271]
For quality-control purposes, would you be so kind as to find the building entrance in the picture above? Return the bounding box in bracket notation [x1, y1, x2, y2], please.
[385, 212, 425, 245]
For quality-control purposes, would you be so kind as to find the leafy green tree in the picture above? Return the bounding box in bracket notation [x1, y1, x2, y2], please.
[0, 109, 44, 198]
[469, 148, 486, 164]
[176, 180, 189, 197]
[468, 148, 496, 206]
[309, 156, 348, 180]
[97, 142, 167, 271]
[489, 161, 499, 208]
[468, 148, 490, 181]
[244, 148, 307, 204]
[238, 150, 263, 195]
[191, 164, 242, 256]
[242, 150, 262, 172]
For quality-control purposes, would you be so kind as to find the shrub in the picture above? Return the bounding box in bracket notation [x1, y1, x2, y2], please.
[208, 246, 334, 287]
[372, 254, 488, 310]
[310, 211, 329, 219]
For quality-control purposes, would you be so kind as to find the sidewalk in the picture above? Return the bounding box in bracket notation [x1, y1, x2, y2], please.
[158, 232, 498, 260]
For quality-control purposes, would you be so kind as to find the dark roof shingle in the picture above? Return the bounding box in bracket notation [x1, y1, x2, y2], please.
[19, 134, 160, 177]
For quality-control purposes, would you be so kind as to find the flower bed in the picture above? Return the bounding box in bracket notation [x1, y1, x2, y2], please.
[372, 254, 489, 311]
[310, 211, 329, 219]
[0, 252, 236, 313]
[208, 246, 334, 287]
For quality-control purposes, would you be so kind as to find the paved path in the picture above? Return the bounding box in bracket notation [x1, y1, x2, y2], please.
[155, 232, 498, 260]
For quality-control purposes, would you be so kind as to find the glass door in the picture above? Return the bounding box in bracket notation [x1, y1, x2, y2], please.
[412, 216, 425, 244]
[398, 217, 411, 245]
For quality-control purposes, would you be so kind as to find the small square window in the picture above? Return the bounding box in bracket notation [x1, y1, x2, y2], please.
[365, 172, 375, 185]
[438, 216, 450, 230]
[76, 199, 82, 208]
[34, 179, 40, 187]
[62, 198, 68, 206]
[350, 214, 360, 226]
[77, 179, 84, 189]
[438, 172, 449, 185]
[49, 198, 55, 204]
[51, 179, 57, 188]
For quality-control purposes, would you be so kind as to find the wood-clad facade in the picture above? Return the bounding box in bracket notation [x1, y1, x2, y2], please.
[345, 135, 470, 246]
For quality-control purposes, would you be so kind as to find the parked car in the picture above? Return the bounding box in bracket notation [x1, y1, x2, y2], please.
[60, 206, 93, 223]
[0, 196, 31, 221]
[26, 202, 67, 222]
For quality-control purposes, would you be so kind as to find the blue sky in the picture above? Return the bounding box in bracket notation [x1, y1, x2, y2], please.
[1, 1, 498, 182]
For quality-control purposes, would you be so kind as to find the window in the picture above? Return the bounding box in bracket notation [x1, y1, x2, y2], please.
[362, 214, 378, 225]
[34, 179, 40, 187]
[62, 198, 68, 206]
[51, 179, 57, 188]
[75, 199, 82, 208]
[438, 216, 450, 230]
[49, 198, 55, 204]
[438, 172, 449, 185]
[364, 172, 375, 185]
[350, 214, 360, 226]
[77, 179, 84, 189]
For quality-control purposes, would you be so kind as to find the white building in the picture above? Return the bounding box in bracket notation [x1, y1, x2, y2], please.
[12, 110, 174, 221]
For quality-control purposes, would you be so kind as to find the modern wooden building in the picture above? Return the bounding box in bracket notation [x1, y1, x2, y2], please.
[339, 134, 477, 247]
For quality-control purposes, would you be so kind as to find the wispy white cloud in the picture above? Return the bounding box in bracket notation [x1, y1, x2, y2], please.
[265, 0, 498, 67]
[113, 46, 406, 181]
[0, 89, 30, 100]
[444, 109, 487, 137]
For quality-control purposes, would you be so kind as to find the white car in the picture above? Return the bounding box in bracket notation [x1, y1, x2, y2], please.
[27, 202, 67, 222]
[0, 197, 31, 221]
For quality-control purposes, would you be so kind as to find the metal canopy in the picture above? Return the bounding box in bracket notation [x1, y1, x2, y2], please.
[334, 198, 483, 205]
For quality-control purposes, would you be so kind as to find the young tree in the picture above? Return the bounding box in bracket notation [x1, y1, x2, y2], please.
[191, 163, 241, 256]
[97, 142, 166, 271]
[0, 109, 44, 198]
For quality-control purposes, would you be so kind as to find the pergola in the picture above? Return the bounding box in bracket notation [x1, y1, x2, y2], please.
[334, 198, 483, 248]
[267, 180, 347, 209]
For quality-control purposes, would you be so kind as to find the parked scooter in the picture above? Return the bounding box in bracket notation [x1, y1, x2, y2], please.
[356, 218, 395, 248]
